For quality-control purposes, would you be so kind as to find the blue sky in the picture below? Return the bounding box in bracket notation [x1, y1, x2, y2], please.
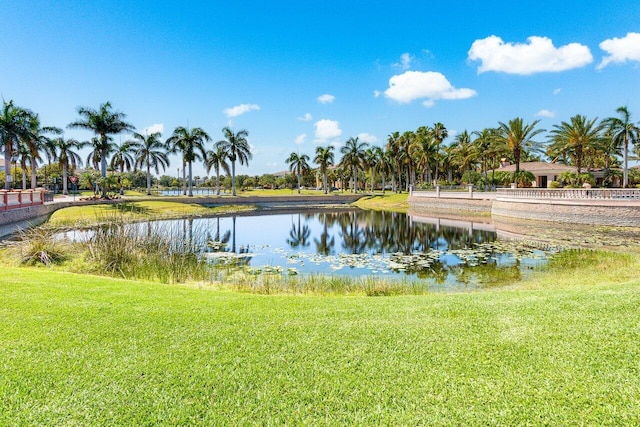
[1, 0, 639, 177]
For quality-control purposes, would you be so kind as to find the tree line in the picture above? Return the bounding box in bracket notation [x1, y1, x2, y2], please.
[2, 100, 639, 198]
[287, 107, 640, 192]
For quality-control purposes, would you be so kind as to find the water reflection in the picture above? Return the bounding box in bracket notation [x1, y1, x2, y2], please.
[192, 209, 549, 286]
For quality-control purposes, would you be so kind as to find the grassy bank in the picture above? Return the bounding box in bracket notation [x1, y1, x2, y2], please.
[353, 192, 409, 212]
[2, 250, 640, 425]
[47, 201, 255, 227]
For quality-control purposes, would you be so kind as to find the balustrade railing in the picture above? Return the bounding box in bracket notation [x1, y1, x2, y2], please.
[496, 188, 640, 200]
[0, 189, 46, 210]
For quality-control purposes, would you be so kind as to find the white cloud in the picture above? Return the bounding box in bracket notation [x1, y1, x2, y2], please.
[553, 88, 562, 95]
[314, 119, 342, 143]
[223, 103, 260, 118]
[468, 35, 593, 75]
[317, 94, 335, 104]
[295, 134, 306, 144]
[535, 109, 556, 118]
[393, 52, 413, 70]
[298, 113, 312, 121]
[384, 70, 477, 106]
[142, 123, 163, 135]
[357, 133, 378, 144]
[598, 32, 640, 69]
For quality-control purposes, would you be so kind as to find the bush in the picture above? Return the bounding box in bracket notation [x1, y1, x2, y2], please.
[18, 227, 69, 266]
[548, 180, 561, 188]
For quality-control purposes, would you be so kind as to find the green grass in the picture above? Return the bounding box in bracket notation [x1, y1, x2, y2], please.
[2, 251, 640, 425]
[353, 192, 409, 212]
[47, 201, 255, 227]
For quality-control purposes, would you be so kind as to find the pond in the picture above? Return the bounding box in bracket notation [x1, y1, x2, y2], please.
[60, 208, 556, 289]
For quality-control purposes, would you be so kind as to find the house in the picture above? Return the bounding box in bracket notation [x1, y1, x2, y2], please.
[498, 161, 577, 188]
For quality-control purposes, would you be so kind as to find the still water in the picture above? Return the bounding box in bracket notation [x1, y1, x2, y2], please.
[62, 209, 553, 287]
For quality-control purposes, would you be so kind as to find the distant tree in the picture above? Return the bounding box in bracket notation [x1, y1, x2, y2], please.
[602, 106, 639, 187]
[314, 145, 334, 194]
[166, 126, 210, 196]
[495, 117, 545, 177]
[286, 152, 311, 193]
[132, 131, 169, 195]
[0, 100, 33, 190]
[340, 136, 368, 193]
[205, 145, 230, 196]
[68, 102, 134, 182]
[431, 122, 448, 183]
[548, 115, 603, 173]
[216, 127, 251, 196]
[53, 137, 85, 195]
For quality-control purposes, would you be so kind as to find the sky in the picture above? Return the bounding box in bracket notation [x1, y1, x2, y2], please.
[1, 0, 639, 178]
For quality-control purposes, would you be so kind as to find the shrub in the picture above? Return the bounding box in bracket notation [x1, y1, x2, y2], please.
[18, 227, 69, 266]
[548, 180, 561, 188]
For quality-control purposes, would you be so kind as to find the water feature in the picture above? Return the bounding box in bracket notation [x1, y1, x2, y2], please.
[59, 209, 555, 289]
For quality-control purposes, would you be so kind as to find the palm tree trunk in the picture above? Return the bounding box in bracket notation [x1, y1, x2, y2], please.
[62, 163, 69, 195]
[323, 169, 328, 194]
[353, 166, 357, 193]
[188, 161, 193, 196]
[4, 139, 11, 190]
[182, 160, 187, 195]
[30, 160, 38, 189]
[215, 168, 220, 196]
[146, 162, 152, 195]
[297, 171, 301, 194]
[623, 138, 629, 188]
[231, 161, 237, 196]
[21, 161, 27, 190]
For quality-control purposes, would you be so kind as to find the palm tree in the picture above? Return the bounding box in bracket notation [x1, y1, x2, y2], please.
[24, 115, 61, 189]
[16, 139, 31, 190]
[216, 127, 251, 196]
[364, 146, 384, 192]
[548, 115, 603, 173]
[166, 126, 210, 196]
[340, 136, 368, 193]
[386, 132, 402, 192]
[286, 152, 311, 193]
[110, 140, 139, 174]
[603, 106, 640, 187]
[472, 128, 496, 182]
[54, 137, 86, 195]
[205, 145, 230, 196]
[495, 118, 545, 177]
[132, 132, 169, 195]
[0, 100, 33, 190]
[453, 130, 477, 183]
[431, 122, 448, 183]
[314, 145, 334, 194]
[68, 102, 134, 181]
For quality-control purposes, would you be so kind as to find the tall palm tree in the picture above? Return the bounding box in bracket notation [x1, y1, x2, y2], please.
[0, 100, 33, 190]
[314, 145, 334, 194]
[364, 146, 384, 192]
[166, 126, 210, 196]
[216, 126, 251, 196]
[340, 136, 368, 193]
[24, 115, 61, 189]
[386, 132, 402, 192]
[110, 140, 139, 174]
[286, 152, 311, 193]
[603, 106, 640, 187]
[54, 137, 86, 195]
[205, 145, 230, 196]
[132, 132, 169, 195]
[548, 115, 603, 173]
[452, 130, 476, 183]
[495, 117, 545, 176]
[431, 122, 448, 183]
[472, 128, 496, 181]
[68, 102, 134, 180]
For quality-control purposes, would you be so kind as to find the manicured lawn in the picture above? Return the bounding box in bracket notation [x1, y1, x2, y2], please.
[354, 192, 409, 212]
[47, 201, 255, 227]
[1, 263, 639, 425]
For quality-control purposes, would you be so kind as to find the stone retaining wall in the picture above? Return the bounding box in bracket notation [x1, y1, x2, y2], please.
[408, 195, 492, 216]
[492, 199, 640, 227]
